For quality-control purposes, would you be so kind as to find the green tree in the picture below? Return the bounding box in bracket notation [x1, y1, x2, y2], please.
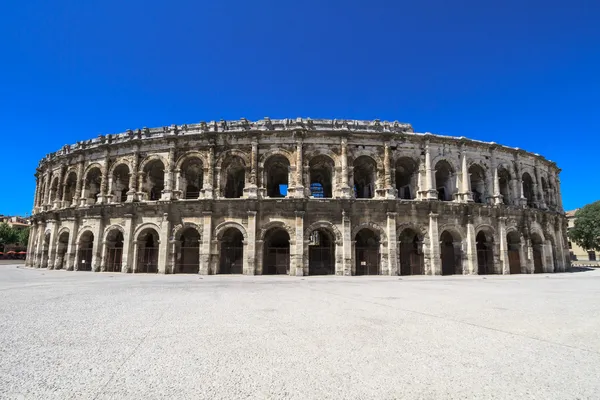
[0, 223, 18, 251]
[17, 227, 30, 246]
[569, 201, 600, 252]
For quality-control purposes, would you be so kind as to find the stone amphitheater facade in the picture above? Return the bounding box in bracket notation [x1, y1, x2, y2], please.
[26, 118, 569, 276]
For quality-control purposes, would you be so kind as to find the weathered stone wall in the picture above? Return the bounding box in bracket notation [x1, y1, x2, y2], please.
[27, 118, 569, 276]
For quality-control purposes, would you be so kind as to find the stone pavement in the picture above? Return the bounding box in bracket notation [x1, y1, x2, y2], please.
[1, 265, 599, 399]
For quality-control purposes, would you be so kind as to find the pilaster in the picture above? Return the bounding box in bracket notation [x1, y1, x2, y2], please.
[200, 211, 212, 274]
[341, 210, 352, 275]
[465, 216, 477, 274]
[340, 137, 352, 198]
[386, 212, 398, 275]
[293, 211, 305, 276]
[158, 213, 170, 273]
[428, 213, 440, 274]
[245, 211, 257, 275]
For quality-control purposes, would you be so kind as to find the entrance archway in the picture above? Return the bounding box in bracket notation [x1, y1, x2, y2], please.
[219, 228, 244, 274]
[531, 232, 544, 273]
[177, 227, 200, 273]
[77, 231, 94, 271]
[263, 228, 290, 275]
[55, 231, 69, 270]
[440, 230, 461, 275]
[398, 228, 424, 275]
[136, 228, 159, 273]
[476, 231, 495, 274]
[105, 229, 124, 272]
[507, 231, 522, 274]
[355, 229, 380, 275]
[308, 228, 335, 275]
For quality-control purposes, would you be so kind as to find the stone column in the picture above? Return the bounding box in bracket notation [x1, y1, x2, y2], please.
[121, 214, 134, 273]
[245, 211, 257, 275]
[172, 169, 182, 200]
[127, 149, 139, 202]
[53, 168, 64, 209]
[555, 175, 564, 212]
[545, 240, 554, 273]
[383, 143, 396, 199]
[525, 238, 534, 273]
[340, 138, 352, 198]
[66, 218, 79, 270]
[535, 166, 546, 209]
[91, 218, 104, 272]
[25, 223, 37, 267]
[73, 160, 84, 207]
[98, 151, 110, 204]
[158, 213, 170, 273]
[498, 217, 509, 274]
[427, 213, 440, 275]
[492, 166, 503, 205]
[161, 145, 175, 201]
[294, 140, 304, 198]
[136, 173, 146, 201]
[245, 140, 259, 198]
[204, 146, 214, 199]
[43, 170, 52, 209]
[131, 241, 139, 273]
[423, 143, 438, 200]
[460, 149, 473, 202]
[47, 221, 59, 269]
[293, 211, 305, 276]
[200, 212, 212, 274]
[465, 217, 477, 274]
[341, 211, 352, 275]
[386, 212, 398, 275]
[34, 221, 46, 268]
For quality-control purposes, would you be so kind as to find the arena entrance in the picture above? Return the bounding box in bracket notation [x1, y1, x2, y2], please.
[219, 228, 244, 274]
[105, 229, 124, 272]
[507, 231, 522, 274]
[476, 231, 495, 275]
[263, 228, 290, 275]
[136, 228, 159, 273]
[308, 228, 335, 275]
[398, 228, 424, 275]
[55, 231, 69, 270]
[177, 227, 200, 274]
[355, 229, 380, 275]
[531, 233, 544, 273]
[440, 230, 461, 275]
[77, 231, 94, 271]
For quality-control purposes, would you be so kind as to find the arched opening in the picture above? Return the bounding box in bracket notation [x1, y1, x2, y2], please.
[398, 228, 424, 275]
[440, 230, 461, 275]
[41, 231, 51, 268]
[219, 228, 244, 274]
[522, 173, 535, 207]
[265, 155, 289, 198]
[263, 228, 290, 275]
[50, 177, 60, 204]
[435, 160, 454, 201]
[112, 164, 130, 203]
[531, 233, 544, 273]
[105, 229, 124, 272]
[469, 164, 486, 204]
[308, 228, 335, 275]
[353, 156, 376, 199]
[84, 167, 102, 204]
[355, 229, 380, 275]
[507, 231, 522, 274]
[64, 172, 77, 206]
[143, 160, 165, 201]
[77, 231, 94, 271]
[177, 227, 200, 273]
[498, 167, 512, 205]
[223, 156, 246, 198]
[395, 157, 418, 200]
[181, 158, 203, 200]
[136, 228, 159, 273]
[476, 231, 495, 275]
[55, 231, 69, 270]
[541, 177, 549, 207]
[309, 155, 334, 198]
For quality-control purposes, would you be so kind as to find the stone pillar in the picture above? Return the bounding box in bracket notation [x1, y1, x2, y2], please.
[245, 211, 257, 275]
[386, 212, 398, 275]
[73, 160, 84, 207]
[43, 170, 52, 209]
[34, 221, 46, 268]
[66, 218, 79, 271]
[535, 166, 546, 209]
[53, 168, 64, 209]
[423, 143, 438, 200]
[492, 166, 503, 205]
[383, 143, 396, 199]
[78, 178, 88, 207]
[200, 212, 212, 274]
[293, 211, 305, 276]
[158, 213, 170, 273]
[121, 214, 134, 273]
[545, 240, 554, 273]
[465, 217, 477, 274]
[131, 241, 140, 273]
[91, 218, 104, 272]
[47, 221, 59, 269]
[498, 217, 509, 274]
[245, 140, 259, 199]
[127, 149, 139, 202]
[525, 238, 534, 274]
[460, 149, 473, 202]
[427, 213, 440, 274]
[340, 137, 352, 198]
[204, 146, 214, 199]
[341, 211, 352, 275]
[161, 145, 175, 200]
[99, 238, 108, 272]
[98, 151, 110, 204]
[136, 173, 146, 201]
[172, 169, 182, 200]
[25, 223, 37, 267]
[555, 175, 564, 212]
[294, 140, 305, 198]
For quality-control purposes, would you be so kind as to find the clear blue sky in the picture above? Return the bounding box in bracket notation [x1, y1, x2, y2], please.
[1, 0, 598, 216]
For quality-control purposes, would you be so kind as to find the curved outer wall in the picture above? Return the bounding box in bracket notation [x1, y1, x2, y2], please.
[27, 118, 569, 276]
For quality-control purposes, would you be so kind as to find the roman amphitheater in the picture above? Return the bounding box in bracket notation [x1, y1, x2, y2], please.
[26, 118, 569, 276]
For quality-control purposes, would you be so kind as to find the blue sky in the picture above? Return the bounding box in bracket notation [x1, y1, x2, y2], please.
[1, 0, 598, 215]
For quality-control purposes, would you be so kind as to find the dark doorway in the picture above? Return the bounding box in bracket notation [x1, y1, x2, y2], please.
[355, 229, 380, 275]
[398, 228, 424, 275]
[507, 231, 522, 274]
[440, 231, 459, 275]
[178, 228, 200, 273]
[263, 228, 290, 275]
[531, 233, 544, 273]
[137, 229, 159, 273]
[308, 229, 335, 275]
[105, 230, 124, 272]
[476, 231, 494, 274]
[78, 231, 94, 271]
[219, 228, 244, 274]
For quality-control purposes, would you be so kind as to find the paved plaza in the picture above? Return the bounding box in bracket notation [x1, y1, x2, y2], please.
[1, 265, 599, 399]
